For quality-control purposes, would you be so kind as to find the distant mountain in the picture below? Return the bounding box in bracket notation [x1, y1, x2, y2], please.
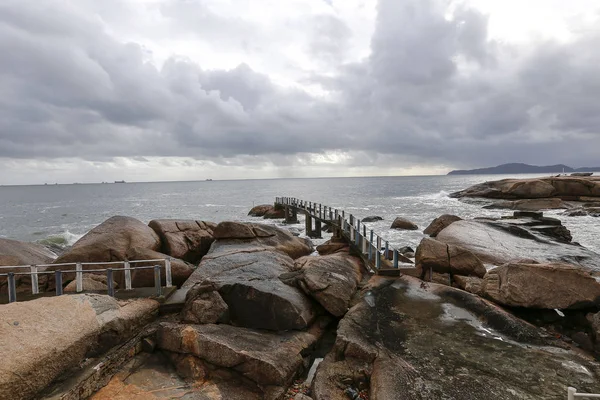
[447, 163, 600, 175]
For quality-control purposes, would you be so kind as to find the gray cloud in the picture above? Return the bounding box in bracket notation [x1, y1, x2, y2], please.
[0, 0, 599, 179]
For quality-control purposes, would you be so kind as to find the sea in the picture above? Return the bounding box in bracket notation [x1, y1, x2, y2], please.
[0, 174, 598, 255]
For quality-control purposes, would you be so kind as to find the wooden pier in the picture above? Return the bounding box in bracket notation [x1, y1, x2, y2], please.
[275, 197, 418, 276]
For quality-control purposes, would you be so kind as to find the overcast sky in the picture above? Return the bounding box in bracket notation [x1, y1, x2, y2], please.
[1, 0, 599, 184]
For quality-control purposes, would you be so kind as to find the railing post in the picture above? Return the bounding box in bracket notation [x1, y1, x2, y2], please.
[385, 241, 389, 260]
[30, 265, 39, 295]
[393, 249, 399, 268]
[7, 272, 16, 303]
[369, 230, 374, 261]
[567, 387, 576, 400]
[124, 261, 132, 290]
[376, 250, 381, 270]
[165, 258, 173, 288]
[55, 270, 63, 296]
[107, 268, 115, 297]
[154, 265, 162, 296]
[76, 262, 83, 292]
[355, 220, 361, 246]
[319, 204, 322, 219]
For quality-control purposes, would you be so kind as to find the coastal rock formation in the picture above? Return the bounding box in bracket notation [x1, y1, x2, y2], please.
[362, 216, 383, 222]
[157, 320, 328, 388]
[282, 254, 364, 317]
[0, 238, 57, 295]
[452, 275, 484, 296]
[436, 218, 600, 272]
[423, 214, 462, 237]
[415, 237, 486, 278]
[181, 285, 229, 324]
[316, 239, 349, 256]
[0, 294, 158, 400]
[482, 262, 600, 309]
[451, 176, 600, 200]
[64, 274, 117, 292]
[126, 247, 195, 287]
[148, 219, 216, 264]
[54, 216, 160, 265]
[390, 217, 418, 230]
[483, 198, 570, 211]
[248, 204, 274, 217]
[312, 275, 600, 399]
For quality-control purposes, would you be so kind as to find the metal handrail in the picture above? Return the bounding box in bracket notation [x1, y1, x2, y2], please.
[2, 258, 173, 303]
[569, 387, 600, 399]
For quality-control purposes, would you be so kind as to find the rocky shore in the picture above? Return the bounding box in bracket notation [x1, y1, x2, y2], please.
[1, 180, 600, 399]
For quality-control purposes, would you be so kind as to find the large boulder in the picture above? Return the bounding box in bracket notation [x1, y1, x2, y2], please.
[183, 247, 317, 331]
[157, 320, 328, 387]
[54, 216, 160, 265]
[482, 262, 600, 309]
[423, 215, 462, 237]
[248, 204, 285, 219]
[415, 237, 486, 278]
[64, 274, 117, 293]
[312, 275, 600, 399]
[0, 238, 57, 295]
[125, 247, 195, 287]
[436, 219, 600, 272]
[282, 254, 364, 317]
[0, 294, 158, 400]
[362, 216, 383, 222]
[390, 217, 418, 230]
[148, 219, 216, 264]
[316, 239, 349, 256]
[212, 222, 313, 259]
[483, 198, 570, 211]
[451, 176, 600, 200]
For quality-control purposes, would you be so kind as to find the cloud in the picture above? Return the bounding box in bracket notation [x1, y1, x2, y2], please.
[0, 0, 599, 184]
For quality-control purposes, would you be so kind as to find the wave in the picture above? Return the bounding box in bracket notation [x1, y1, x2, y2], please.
[36, 230, 83, 249]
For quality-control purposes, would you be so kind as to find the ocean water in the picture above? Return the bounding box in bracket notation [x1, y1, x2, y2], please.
[0, 174, 598, 254]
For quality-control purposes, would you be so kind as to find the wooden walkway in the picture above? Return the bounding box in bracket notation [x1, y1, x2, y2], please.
[275, 197, 418, 276]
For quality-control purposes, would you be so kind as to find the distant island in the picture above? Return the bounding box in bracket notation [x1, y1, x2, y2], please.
[448, 163, 600, 175]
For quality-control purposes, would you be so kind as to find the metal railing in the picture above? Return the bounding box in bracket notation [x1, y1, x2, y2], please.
[275, 197, 413, 272]
[569, 387, 600, 399]
[0, 258, 173, 303]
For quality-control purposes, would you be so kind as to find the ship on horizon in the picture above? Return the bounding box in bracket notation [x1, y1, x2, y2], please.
[114, 180, 126, 184]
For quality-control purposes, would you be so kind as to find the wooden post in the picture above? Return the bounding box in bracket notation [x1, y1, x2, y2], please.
[314, 220, 322, 238]
[393, 250, 399, 268]
[76, 262, 83, 292]
[124, 261, 132, 290]
[30, 265, 39, 295]
[7, 272, 16, 303]
[385, 241, 389, 260]
[55, 270, 63, 296]
[305, 214, 312, 237]
[154, 265, 162, 297]
[165, 258, 173, 288]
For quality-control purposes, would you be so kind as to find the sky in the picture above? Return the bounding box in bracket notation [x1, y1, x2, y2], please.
[0, 0, 599, 184]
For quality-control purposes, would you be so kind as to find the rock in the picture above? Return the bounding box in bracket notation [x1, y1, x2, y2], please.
[181, 284, 230, 324]
[482, 262, 600, 309]
[451, 176, 600, 200]
[423, 215, 462, 237]
[398, 246, 414, 255]
[572, 332, 595, 352]
[0, 294, 158, 400]
[64, 274, 117, 293]
[125, 247, 194, 287]
[362, 216, 383, 222]
[157, 320, 327, 387]
[248, 204, 274, 217]
[415, 237, 487, 278]
[316, 240, 349, 256]
[212, 222, 313, 259]
[436, 219, 600, 271]
[589, 312, 600, 341]
[264, 206, 286, 219]
[148, 219, 215, 264]
[282, 254, 364, 317]
[52, 216, 161, 285]
[0, 238, 57, 294]
[183, 248, 317, 331]
[483, 198, 570, 211]
[390, 217, 418, 230]
[312, 275, 600, 400]
[294, 394, 313, 400]
[452, 275, 484, 296]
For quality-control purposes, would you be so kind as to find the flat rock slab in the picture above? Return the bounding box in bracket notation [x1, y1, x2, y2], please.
[158, 321, 326, 387]
[312, 275, 600, 400]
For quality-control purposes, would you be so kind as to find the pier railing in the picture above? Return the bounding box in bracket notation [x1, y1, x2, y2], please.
[275, 197, 414, 273]
[568, 387, 600, 399]
[0, 258, 173, 303]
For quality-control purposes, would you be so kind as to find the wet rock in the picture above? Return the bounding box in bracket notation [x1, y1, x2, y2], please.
[148, 219, 216, 264]
[482, 262, 600, 309]
[157, 320, 328, 387]
[451, 176, 600, 200]
[423, 214, 462, 237]
[125, 247, 194, 287]
[572, 332, 595, 352]
[398, 246, 414, 255]
[436, 219, 600, 271]
[362, 216, 383, 222]
[181, 284, 229, 324]
[312, 275, 600, 400]
[316, 240, 349, 256]
[283, 254, 364, 317]
[183, 248, 317, 331]
[415, 237, 487, 278]
[0, 294, 159, 400]
[390, 217, 418, 230]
